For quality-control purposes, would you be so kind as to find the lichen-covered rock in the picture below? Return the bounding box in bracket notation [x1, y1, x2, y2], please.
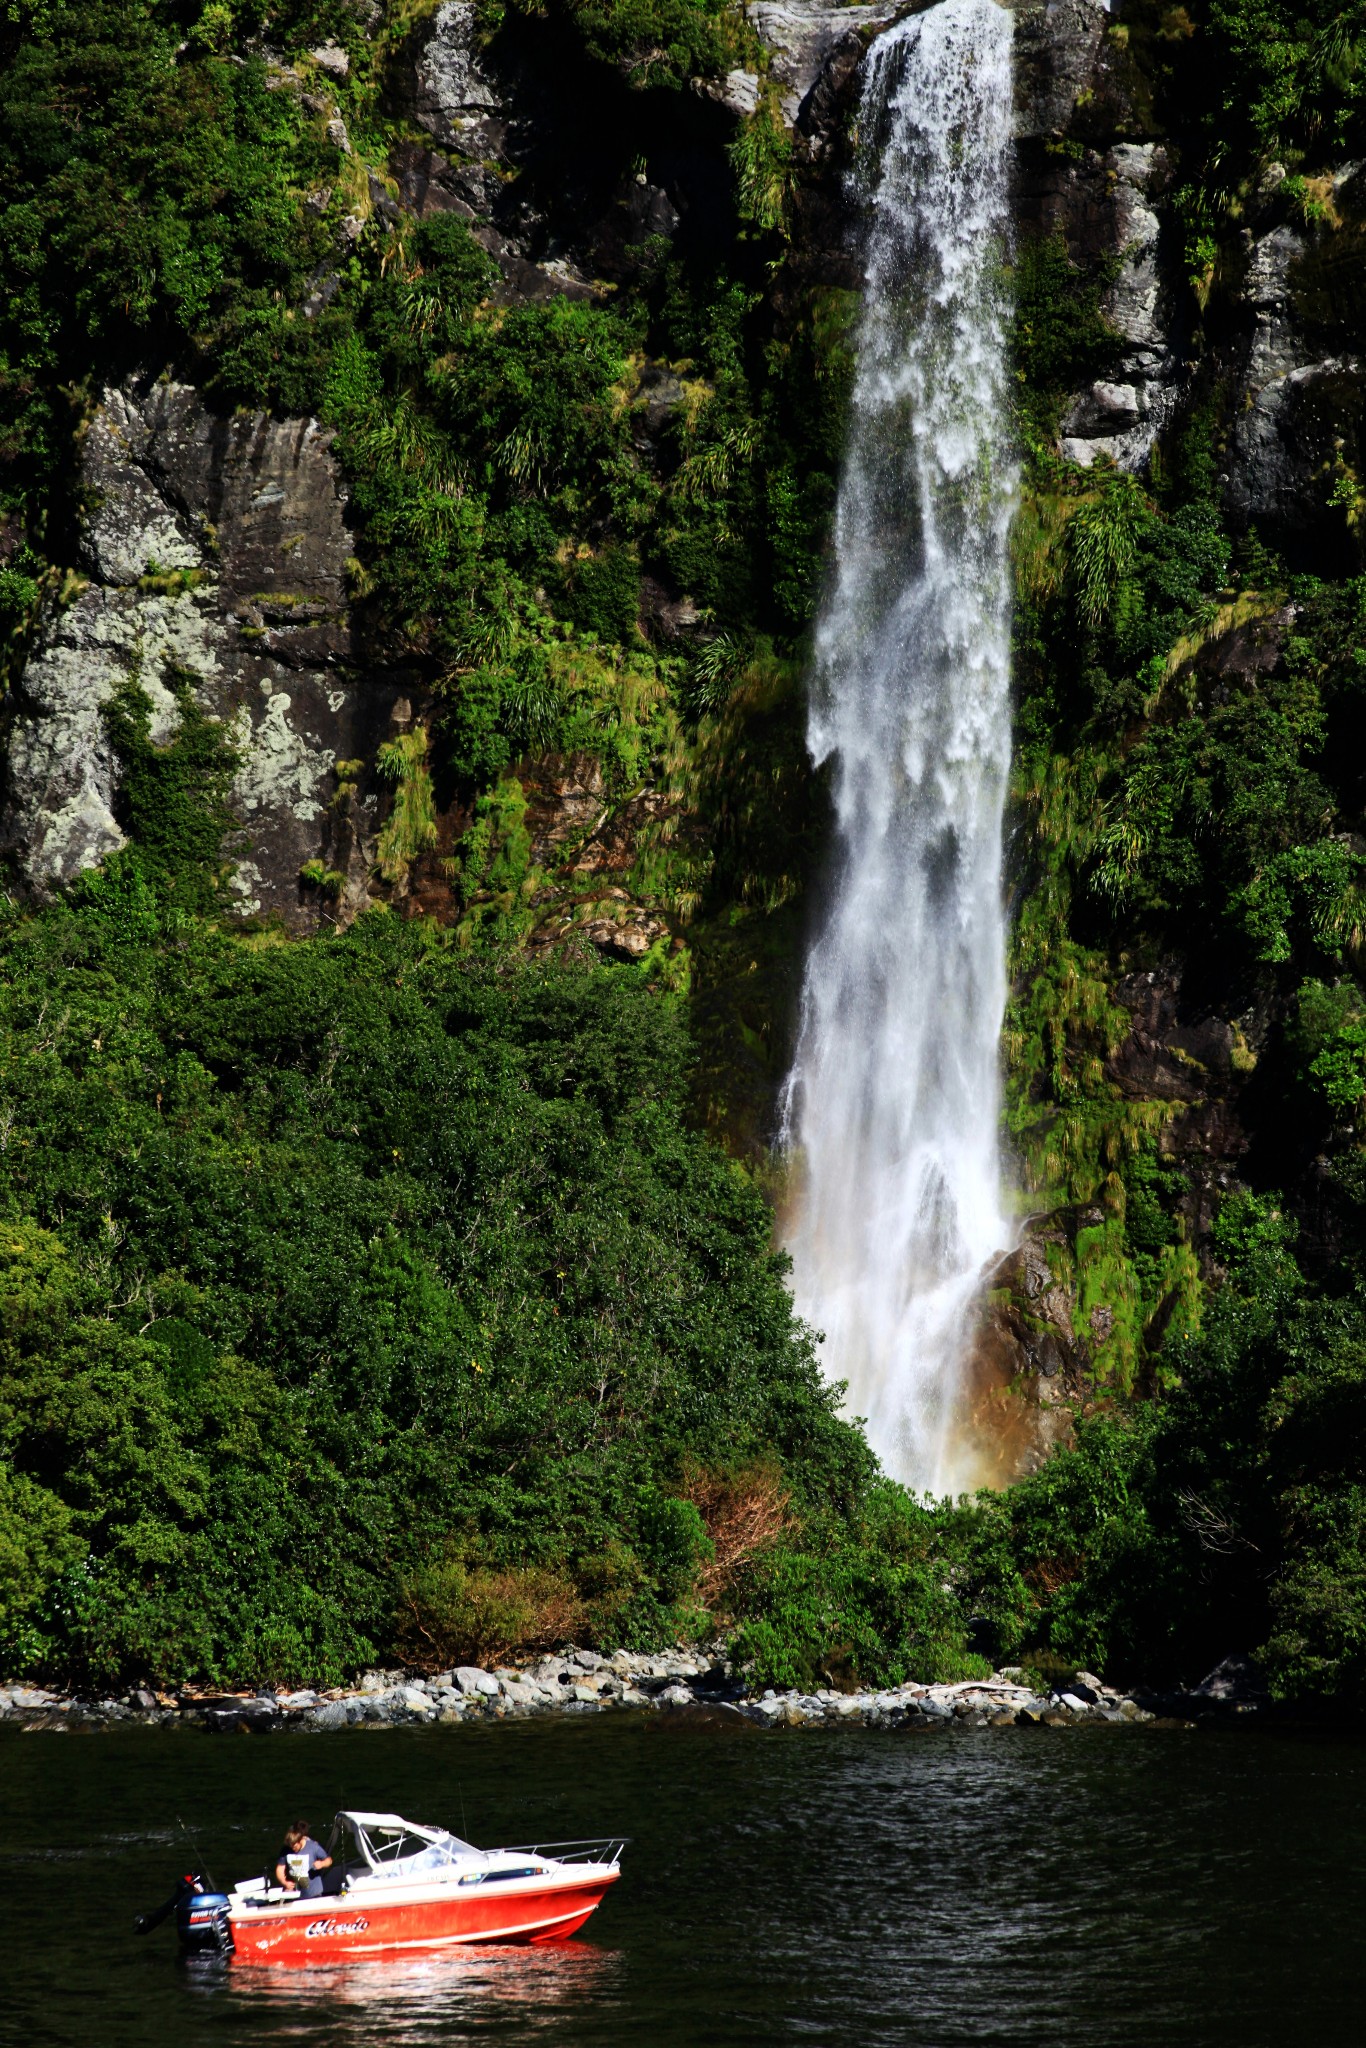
[403, 0, 605, 300]
[1, 377, 411, 928]
[699, 68, 761, 118]
[81, 390, 205, 586]
[750, 0, 894, 131]
[414, 0, 503, 154]
[4, 583, 228, 893]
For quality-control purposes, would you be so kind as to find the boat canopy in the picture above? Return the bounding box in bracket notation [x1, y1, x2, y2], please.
[333, 1811, 476, 1869]
[338, 1811, 434, 1834]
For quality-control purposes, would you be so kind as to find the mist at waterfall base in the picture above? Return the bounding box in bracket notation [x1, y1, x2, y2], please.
[782, 0, 1016, 1497]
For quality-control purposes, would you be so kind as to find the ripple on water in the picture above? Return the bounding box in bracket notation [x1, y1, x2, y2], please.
[1, 1717, 1362, 2048]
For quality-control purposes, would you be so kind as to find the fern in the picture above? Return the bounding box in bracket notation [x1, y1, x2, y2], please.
[1069, 474, 1144, 630]
[729, 101, 794, 236]
[376, 724, 439, 882]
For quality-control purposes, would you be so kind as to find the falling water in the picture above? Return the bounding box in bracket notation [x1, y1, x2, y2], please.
[781, 0, 1016, 1495]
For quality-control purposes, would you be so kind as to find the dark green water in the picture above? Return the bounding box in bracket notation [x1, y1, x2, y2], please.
[3, 1715, 1362, 2047]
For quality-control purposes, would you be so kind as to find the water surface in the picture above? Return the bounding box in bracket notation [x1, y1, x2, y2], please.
[3, 1715, 1362, 2046]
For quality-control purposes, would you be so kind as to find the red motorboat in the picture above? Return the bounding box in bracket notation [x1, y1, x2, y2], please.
[142, 1810, 624, 1964]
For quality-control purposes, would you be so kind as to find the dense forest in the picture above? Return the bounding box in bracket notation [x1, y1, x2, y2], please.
[0, 0, 1364, 1709]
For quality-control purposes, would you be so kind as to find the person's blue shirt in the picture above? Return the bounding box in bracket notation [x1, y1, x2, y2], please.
[275, 1835, 331, 1898]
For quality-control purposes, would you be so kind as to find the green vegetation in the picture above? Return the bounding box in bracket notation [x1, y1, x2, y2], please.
[4, 835, 1362, 1701]
[0, 823, 1008, 1690]
[2, 0, 1366, 1714]
[0, 0, 863, 1696]
[0, 0, 346, 490]
[483, 0, 748, 93]
[988, 0, 1366, 1708]
[959, 1196, 1366, 1708]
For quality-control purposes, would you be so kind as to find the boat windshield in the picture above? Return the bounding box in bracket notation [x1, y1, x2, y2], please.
[369, 1829, 444, 1865]
[334, 1812, 476, 1874]
[400, 1842, 470, 1872]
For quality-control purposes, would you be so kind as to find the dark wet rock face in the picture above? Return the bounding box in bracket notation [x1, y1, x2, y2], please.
[1107, 964, 1252, 1112]
[0, 377, 408, 930]
[1111, 961, 1266, 1246]
[1224, 175, 1366, 566]
[398, 0, 719, 302]
[398, 0, 577, 302]
[1011, 0, 1110, 138]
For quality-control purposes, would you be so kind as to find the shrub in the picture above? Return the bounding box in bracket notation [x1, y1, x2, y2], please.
[396, 1560, 586, 1670]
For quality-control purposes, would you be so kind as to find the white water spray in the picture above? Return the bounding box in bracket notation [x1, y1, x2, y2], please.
[781, 0, 1016, 1495]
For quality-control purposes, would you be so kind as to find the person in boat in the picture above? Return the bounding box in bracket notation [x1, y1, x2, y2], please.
[274, 1820, 333, 1898]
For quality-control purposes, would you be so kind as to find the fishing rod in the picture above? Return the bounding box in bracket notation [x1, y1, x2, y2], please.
[133, 1818, 217, 1937]
[176, 1812, 218, 1894]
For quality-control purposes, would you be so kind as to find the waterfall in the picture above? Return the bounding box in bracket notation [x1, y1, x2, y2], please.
[781, 0, 1016, 1496]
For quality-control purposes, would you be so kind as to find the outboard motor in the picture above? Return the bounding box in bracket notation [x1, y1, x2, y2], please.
[135, 1872, 234, 1957]
[177, 1882, 234, 1956]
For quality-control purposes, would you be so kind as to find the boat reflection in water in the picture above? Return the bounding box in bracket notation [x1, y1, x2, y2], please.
[188, 1940, 623, 2044]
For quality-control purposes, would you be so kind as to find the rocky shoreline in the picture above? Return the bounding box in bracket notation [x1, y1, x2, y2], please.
[0, 1651, 1269, 1733]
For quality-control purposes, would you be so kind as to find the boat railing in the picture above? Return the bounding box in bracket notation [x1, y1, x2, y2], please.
[502, 1837, 628, 1866]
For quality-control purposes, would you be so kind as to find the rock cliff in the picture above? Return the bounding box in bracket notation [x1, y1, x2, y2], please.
[0, 3, 1147, 927]
[1, 377, 411, 929]
[4, 0, 1289, 936]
